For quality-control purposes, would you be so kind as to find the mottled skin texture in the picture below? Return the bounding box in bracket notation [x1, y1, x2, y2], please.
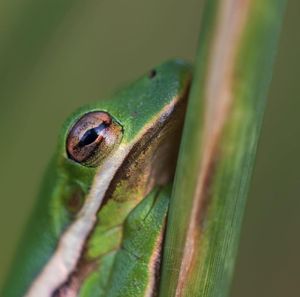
[1, 60, 191, 297]
[104, 186, 170, 297]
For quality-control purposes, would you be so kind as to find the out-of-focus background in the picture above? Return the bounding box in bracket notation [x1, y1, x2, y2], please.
[0, 1, 298, 296]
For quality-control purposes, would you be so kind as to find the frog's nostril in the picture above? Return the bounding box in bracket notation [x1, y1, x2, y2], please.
[148, 69, 157, 79]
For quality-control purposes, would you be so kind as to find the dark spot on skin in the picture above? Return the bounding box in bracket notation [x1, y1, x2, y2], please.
[67, 189, 84, 215]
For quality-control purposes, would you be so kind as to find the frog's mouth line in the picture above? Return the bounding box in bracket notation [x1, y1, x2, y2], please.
[25, 79, 191, 297]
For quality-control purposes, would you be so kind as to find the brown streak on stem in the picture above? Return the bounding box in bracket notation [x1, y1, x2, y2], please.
[175, 0, 251, 296]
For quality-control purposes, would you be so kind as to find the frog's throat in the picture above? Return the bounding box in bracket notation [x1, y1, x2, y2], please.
[25, 88, 189, 297]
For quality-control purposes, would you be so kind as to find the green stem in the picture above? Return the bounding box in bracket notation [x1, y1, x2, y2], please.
[159, 1, 286, 296]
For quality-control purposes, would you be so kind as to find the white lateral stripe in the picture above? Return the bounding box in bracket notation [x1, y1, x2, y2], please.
[25, 145, 131, 297]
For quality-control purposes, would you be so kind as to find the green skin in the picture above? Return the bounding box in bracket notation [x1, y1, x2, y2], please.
[1, 60, 191, 297]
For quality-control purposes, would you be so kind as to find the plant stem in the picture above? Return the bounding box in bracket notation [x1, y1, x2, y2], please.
[159, 1, 286, 296]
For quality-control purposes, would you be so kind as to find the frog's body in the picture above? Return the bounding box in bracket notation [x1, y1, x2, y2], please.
[2, 60, 191, 297]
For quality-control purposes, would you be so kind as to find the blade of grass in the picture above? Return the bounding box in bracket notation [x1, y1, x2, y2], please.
[159, 0, 286, 296]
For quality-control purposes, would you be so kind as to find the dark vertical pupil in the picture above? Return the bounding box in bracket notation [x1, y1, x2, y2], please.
[78, 123, 107, 147]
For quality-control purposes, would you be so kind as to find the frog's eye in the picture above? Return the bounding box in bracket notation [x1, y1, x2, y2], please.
[66, 111, 123, 167]
[148, 69, 157, 79]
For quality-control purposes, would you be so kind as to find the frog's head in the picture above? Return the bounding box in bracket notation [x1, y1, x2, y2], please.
[43, 59, 191, 236]
[58, 59, 192, 185]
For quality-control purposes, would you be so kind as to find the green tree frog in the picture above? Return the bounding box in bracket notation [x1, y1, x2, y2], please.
[1, 60, 192, 297]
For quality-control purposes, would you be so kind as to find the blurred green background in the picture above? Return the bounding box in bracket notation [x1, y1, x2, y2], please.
[0, 1, 298, 296]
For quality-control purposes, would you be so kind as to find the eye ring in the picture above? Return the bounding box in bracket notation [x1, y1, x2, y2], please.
[66, 111, 123, 167]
